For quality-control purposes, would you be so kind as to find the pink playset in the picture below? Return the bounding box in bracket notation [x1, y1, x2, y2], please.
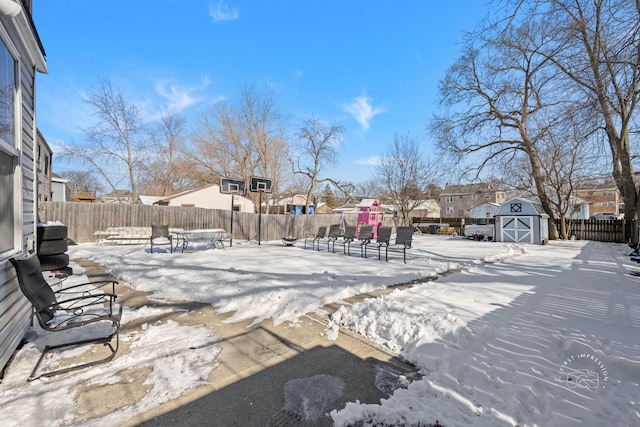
[356, 199, 385, 239]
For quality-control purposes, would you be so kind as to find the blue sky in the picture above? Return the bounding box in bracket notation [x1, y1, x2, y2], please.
[34, 1, 488, 185]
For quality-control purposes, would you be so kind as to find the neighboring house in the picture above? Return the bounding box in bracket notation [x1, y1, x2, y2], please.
[469, 202, 500, 220]
[268, 194, 315, 214]
[155, 183, 255, 212]
[565, 196, 590, 220]
[101, 190, 134, 204]
[380, 199, 440, 219]
[1, 0, 48, 372]
[409, 199, 440, 218]
[137, 195, 165, 205]
[36, 129, 52, 203]
[439, 183, 508, 218]
[575, 181, 620, 218]
[51, 173, 71, 202]
[72, 190, 97, 203]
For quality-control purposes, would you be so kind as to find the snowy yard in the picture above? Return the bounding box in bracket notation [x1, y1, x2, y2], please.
[1, 234, 639, 426]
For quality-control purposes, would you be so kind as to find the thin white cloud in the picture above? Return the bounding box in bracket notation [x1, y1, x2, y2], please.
[342, 95, 385, 130]
[209, 1, 238, 23]
[142, 77, 221, 121]
[155, 81, 200, 112]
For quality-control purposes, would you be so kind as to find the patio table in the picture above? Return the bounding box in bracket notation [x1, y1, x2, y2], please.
[172, 228, 231, 252]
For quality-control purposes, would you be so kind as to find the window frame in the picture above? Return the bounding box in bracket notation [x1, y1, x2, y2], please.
[0, 28, 21, 258]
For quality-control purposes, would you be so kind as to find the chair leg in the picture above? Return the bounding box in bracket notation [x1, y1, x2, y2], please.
[29, 329, 119, 382]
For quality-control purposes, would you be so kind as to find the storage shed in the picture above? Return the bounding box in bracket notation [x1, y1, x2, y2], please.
[495, 198, 549, 244]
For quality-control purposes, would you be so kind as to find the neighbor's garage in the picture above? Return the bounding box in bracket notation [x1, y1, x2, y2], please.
[495, 198, 549, 244]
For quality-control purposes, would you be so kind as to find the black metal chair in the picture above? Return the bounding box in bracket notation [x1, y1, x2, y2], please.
[376, 226, 414, 263]
[335, 225, 357, 255]
[376, 226, 393, 261]
[326, 224, 343, 252]
[358, 225, 375, 258]
[305, 226, 327, 250]
[9, 255, 122, 381]
[394, 226, 414, 264]
[150, 224, 173, 253]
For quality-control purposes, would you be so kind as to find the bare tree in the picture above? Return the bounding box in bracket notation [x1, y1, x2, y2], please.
[375, 133, 440, 226]
[58, 79, 144, 201]
[291, 116, 345, 215]
[60, 170, 103, 193]
[503, 109, 604, 238]
[138, 111, 191, 196]
[432, 18, 569, 238]
[501, 0, 640, 239]
[185, 85, 288, 211]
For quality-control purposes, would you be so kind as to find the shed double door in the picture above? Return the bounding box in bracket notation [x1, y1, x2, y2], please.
[499, 216, 533, 243]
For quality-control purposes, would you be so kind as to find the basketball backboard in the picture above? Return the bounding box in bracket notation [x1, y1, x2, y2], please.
[220, 177, 247, 195]
[249, 176, 273, 193]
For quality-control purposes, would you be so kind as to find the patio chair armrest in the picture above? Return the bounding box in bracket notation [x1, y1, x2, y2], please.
[55, 280, 118, 296]
[56, 292, 118, 312]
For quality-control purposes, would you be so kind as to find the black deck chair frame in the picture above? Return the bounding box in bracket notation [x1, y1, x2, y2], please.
[376, 226, 414, 263]
[335, 225, 357, 255]
[326, 224, 343, 252]
[376, 226, 393, 261]
[358, 225, 375, 258]
[305, 226, 327, 250]
[9, 255, 122, 381]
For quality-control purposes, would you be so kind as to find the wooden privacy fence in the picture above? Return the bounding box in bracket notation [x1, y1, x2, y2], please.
[556, 218, 631, 243]
[39, 202, 396, 244]
[412, 216, 633, 243]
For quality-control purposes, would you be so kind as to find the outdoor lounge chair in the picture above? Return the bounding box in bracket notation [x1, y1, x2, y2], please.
[375, 226, 393, 261]
[358, 225, 374, 258]
[377, 226, 414, 263]
[326, 224, 343, 252]
[334, 225, 357, 255]
[305, 226, 327, 250]
[9, 255, 122, 381]
[150, 224, 173, 253]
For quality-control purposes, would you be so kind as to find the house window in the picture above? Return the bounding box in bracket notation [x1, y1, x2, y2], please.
[458, 210, 464, 217]
[0, 38, 15, 148]
[0, 38, 16, 254]
[472, 194, 478, 201]
[445, 195, 454, 203]
[0, 150, 15, 253]
[445, 206, 454, 215]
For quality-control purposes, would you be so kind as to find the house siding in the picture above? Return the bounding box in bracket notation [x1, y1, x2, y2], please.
[0, 5, 46, 372]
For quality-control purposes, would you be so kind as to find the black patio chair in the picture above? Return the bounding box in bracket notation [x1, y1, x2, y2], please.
[335, 225, 357, 255]
[358, 225, 375, 258]
[376, 226, 393, 261]
[9, 255, 122, 381]
[377, 226, 414, 263]
[326, 224, 343, 252]
[305, 226, 327, 250]
[150, 224, 173, 253]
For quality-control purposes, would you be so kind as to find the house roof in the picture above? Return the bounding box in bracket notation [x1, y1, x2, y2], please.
[469, 202, 500, 210]
[157, 183, 254, 204]
[357, 199, 379, 207]
[138, 195, 166, 205]
[440, 183, 504, 195]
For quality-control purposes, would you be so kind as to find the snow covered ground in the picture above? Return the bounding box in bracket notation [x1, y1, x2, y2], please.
[1, 234, 639, 426]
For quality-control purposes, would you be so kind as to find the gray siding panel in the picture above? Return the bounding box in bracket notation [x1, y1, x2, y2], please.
[0, 13, 41, 372]
[0, 263, 31, 372]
